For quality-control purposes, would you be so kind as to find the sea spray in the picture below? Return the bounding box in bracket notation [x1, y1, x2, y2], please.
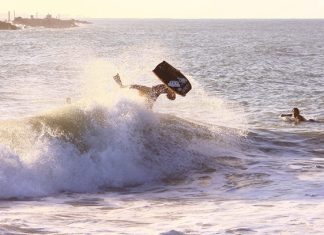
[0, 97, 244, 199]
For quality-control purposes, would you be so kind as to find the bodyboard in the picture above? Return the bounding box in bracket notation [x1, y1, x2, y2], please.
[153, 61, 192, 96]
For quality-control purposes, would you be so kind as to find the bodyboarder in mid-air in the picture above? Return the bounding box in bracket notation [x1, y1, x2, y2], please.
[113, 73, 176, 109]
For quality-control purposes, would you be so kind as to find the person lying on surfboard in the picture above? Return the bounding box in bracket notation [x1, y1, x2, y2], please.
[280, 107, 315, 123]
[113, 73, 176, 109]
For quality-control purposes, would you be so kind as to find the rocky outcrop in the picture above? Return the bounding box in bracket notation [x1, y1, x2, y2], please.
[13, 17, 87, 29]
[0, 21, 19, 30]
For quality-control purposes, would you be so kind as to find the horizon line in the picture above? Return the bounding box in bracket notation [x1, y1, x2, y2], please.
[83, 17, 324, 20]
[2, 14, 324, 21]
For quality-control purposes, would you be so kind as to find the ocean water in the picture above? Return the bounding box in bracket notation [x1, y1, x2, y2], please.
[0, 19, 323, 234]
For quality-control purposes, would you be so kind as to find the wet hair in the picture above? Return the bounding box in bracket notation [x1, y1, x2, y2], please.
[167, 91, 176, 100]
[292, 107, 300, 115]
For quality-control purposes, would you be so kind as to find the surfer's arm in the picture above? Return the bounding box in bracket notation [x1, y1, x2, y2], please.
[152, 84, 176, 100]
[280, 114, 293, 117]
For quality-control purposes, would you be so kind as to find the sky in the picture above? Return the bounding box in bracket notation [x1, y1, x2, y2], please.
[1, 0, 324, 19]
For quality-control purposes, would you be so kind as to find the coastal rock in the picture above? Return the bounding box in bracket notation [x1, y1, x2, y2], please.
[12, 16, 90, 29]
[0, 21, 19, 30]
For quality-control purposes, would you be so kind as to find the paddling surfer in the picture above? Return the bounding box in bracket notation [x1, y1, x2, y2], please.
[113, 73, 176, 109]
[280, 107, 314, 123]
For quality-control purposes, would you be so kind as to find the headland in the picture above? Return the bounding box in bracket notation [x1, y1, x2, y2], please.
[0, 21, 19, 30]
[13, 14, 91, 29]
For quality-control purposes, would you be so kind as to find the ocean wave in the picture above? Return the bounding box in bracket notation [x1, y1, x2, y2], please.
[0, 100, 244, 199]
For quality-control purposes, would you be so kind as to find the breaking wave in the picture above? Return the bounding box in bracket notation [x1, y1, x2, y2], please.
[0, 97, 245, 199]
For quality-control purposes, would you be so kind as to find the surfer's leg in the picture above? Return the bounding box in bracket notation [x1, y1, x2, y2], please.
[129, 85, 152, 95]
[113, 73, 124, 88]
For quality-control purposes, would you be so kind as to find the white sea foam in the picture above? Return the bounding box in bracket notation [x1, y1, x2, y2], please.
[0, 93, 243, 199]
[0, 53, 248, 199]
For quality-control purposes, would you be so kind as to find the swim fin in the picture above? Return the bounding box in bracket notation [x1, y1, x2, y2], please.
[113, 73, 123, 88]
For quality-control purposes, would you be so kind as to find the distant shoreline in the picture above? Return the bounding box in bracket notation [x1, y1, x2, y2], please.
[13, 16, 91, 29]
[0, 21, 18, 30]
[0, 15, 91, 30]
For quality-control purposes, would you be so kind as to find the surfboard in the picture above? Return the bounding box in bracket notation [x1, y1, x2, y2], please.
[153, 61, 192, 96]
